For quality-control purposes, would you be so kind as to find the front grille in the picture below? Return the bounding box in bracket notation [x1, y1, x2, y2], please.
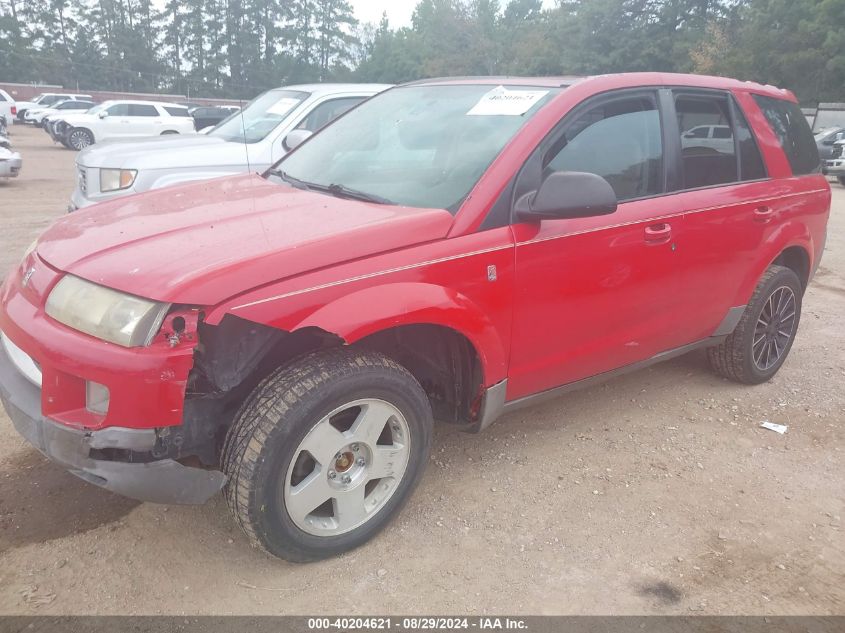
[77, 166, 87, 194]
[832, 144, 843, 160]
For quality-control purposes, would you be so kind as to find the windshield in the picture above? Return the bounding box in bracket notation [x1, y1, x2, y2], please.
[38, 95, 64, 106]
[210, 89, 308, 144]
[276, 84, 557, 211]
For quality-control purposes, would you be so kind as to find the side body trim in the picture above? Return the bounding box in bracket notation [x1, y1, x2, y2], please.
[470, 335, 727, 432]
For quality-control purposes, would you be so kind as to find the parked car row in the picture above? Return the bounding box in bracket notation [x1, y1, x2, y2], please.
[0, 74, 831, 565]
[0, 112, 22, 179]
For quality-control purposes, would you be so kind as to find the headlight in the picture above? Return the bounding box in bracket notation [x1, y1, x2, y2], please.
[45, 275, 170, 347]
[100, 168, 137, 192]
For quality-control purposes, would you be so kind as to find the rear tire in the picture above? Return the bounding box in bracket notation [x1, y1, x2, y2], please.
[68, 128, 94, 150]
[222, 348, 433, 562]
[707, 265, 802, 384]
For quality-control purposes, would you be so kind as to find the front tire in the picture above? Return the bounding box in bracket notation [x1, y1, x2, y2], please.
[837, 176, 845, 187]
[707, 265, 802, 384]
[68, 128, 94, 150]
[222, 348, 433, 562]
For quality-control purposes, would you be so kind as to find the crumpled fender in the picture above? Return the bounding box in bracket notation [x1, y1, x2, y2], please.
[221, 281, 509, 386]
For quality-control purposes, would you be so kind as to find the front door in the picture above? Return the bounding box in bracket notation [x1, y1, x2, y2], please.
[507, 90, 685, 400]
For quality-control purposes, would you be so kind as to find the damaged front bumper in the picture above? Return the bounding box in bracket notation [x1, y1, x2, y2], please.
[0, 332, 225, 504]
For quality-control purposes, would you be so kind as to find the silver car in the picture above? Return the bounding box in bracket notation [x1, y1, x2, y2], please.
[70, 83, 391, 210]
[0, 146, 22, 178]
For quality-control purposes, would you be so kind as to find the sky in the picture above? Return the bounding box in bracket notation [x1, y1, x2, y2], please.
[149, 1, 558, 29]
[353, 1, 558, 27]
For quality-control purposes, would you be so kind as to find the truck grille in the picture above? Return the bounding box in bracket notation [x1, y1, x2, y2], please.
[77, 166, 87, 194]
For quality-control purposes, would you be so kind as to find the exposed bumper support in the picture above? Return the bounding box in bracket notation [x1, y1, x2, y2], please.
[0, 332, 225, 505]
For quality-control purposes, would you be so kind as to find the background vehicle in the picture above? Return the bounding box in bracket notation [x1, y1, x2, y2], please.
[0, 146, 21, 178]
[190, 105, 240, 131]
[0, 74, 829, 563]
[816, 126, 845, 162]
[70, 83, 389, 210]
[825, 138, 845, 185]
[15, 93, 92, 122]
[0, 89, 16, 128]
[55, 100, 195, 151]
[24, 99, 96, 127]
[681, 123, 735, 154]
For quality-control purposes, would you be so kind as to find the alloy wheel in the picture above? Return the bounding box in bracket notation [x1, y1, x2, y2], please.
[752, 285, 797, 371]
[283, 398, 411, 537]
[69, 130, 91, 150]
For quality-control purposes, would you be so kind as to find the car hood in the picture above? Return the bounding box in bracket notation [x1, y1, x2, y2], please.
[36, 174, 454, 305]
[77, 134, 249, 170]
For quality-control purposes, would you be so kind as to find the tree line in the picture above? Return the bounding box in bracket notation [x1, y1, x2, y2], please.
[1, 0, 843, 105]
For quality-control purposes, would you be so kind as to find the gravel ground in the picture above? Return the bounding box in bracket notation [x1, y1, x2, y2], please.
[0, 125, 842, 615]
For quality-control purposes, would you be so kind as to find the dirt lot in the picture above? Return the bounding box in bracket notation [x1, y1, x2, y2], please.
[0, 125, 842, 615]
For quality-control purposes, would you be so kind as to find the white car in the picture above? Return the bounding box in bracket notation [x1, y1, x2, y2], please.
[0, 146, 22, 178]
[0, 89, 16, 128]
[14, 92, 92, 122]
[70, 83, 390, 210]
[57, 100, 196, 150]
[24, 99, 96, 126]
[681, 124, 735, 154]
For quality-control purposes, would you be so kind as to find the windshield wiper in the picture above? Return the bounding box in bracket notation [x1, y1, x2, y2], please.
[267, 168, 311, 190]
[267, 170, 393, 205]
[323, 183, 393, 205]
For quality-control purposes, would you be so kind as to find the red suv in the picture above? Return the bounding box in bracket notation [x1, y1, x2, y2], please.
[0, 74, 830, 561]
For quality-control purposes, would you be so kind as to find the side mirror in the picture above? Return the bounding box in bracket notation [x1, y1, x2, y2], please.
[98, 110, 108, 119]
[516, 171, 618, 221]
[283, 129, 313, 152]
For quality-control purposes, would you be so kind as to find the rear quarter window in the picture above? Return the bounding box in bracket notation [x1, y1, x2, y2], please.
[753, 95, 820, 175]
[164, 107, 191, 117]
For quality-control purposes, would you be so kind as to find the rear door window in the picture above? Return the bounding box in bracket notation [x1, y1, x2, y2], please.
[753, 95, 820, 175]
[129, 104, 159, 117]
[675, 94, 738, 189]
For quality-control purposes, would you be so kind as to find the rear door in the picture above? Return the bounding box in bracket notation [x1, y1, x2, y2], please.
[126, 104, 161, 136]
[507, 89, 686, 399]
[664, 89, 812, 344]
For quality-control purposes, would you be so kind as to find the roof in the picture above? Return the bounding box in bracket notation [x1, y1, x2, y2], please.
[101, 99, 189, 107]
[275, 83, 393, 94]
[403, 72, 793, 100]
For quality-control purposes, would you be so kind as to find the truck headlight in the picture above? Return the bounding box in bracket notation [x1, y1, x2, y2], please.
[46, 275, 170, 347]
[100, 168, 137, 192]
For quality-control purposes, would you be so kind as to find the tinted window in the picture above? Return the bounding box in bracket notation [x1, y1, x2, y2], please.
[0, 93, 6, 102]
[733, 102, 767, 181]
[675, 94, 738, 189]
[545, 95, 663, 202]
[106, 103, 130, 116]
[296, 97, 365, 133]
[164, 106, 191, 117]
[129, 104, 159, 117]
[753, 95, 820, 175]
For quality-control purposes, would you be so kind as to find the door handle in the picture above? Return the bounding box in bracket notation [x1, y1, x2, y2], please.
[753, 206, 774, 223]
[644, 222, 672, 245]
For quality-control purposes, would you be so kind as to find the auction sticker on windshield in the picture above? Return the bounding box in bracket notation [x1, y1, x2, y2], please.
[267, 97, 302, 116]
[467, 86, 549, 116]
